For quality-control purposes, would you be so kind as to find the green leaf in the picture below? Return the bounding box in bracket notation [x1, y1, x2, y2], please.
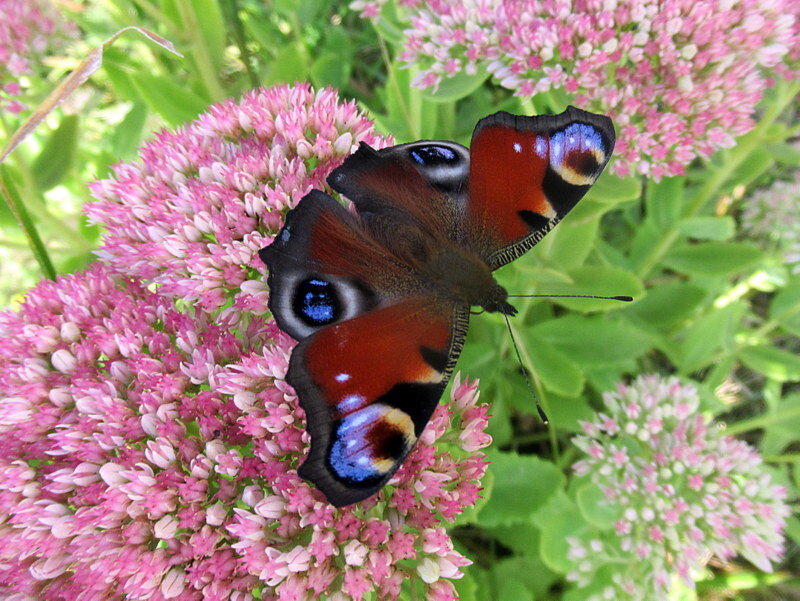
[575, 481, 620, 528]
[623, 281, 706, 328]
[524, 333, 584, 397]
[740, 346, 800, 382]
[728, 146, 774, 188]
[496, 579, 533, 601]
[531, 490, 588, 572]
[584, 364, 635, 393]
[645, 175, 684, 229]
[628, 220, 661, 267]
[664, 242, 763, 276]
[311, 54, 351, 90]
[542, 265, 644, 313]
[485, 390, 513, 447]
[486, 523, 541, 556]
[765, 142, 800, 166]
[784, 516, 800, 547]
[454, 570, 484, 601]
[111, 102, 148, 158]
[103, 50, 140, 100]
[32, 114, 79, 191]
[310, 28, 353, 90]
[535, 212, 599, 269]
[479, 451, 564, 527]
[771, 279, 800, 337]
[491, 557, 556, 601]
[584, 172, 641, 204]
[531, 315, 651, 367]
[273, 0, 326, 24]
[678, 216, 735, 241]
[190, 0, 226, 71]
[266, 43, 311, 85]
[132, 74, 210, 126]
[761, 394, 800, 455]
[677, 302, 743, 373]
[421, 67, 490, 103]
[541, 392, 594, 432]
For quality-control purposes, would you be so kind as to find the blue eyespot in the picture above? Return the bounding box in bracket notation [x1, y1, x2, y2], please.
[329, 406, 385, 483]
[549, 123, 606, 173]
[409, 145, 459, 166]
[293, 278, 341, 327]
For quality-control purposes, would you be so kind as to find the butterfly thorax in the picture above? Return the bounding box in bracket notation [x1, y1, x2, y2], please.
[420, 244, 517, 316]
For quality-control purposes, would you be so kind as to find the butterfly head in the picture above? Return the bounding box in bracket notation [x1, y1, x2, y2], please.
[482, 289, 518, 316]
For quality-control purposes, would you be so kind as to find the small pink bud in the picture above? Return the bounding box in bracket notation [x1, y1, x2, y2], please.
[154, 515, 180, 539]
[51, 348, 77, 373]
[417, 557, 440, 584]
[206, 503, 227, 526]
[161, 567, 186, 599]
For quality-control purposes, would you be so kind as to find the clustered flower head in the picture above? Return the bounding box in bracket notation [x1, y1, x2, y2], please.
[569, 375, 789, 601]
[354, 0, 799, 179]
[0, 264, 491, 600]
[86, 83, 391, 322]
[0, 0, 73, 114]
[741, 171, 800, 273]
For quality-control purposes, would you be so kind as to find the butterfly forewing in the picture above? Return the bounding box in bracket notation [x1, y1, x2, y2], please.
[466, 107, 615, 269]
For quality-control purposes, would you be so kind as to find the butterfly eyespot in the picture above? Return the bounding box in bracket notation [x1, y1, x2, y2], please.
[408, 145, 459, 166]
[549, 123, 608, 186]
[328, 404, 415, 484]
[293, 278, 342, 327]
[401, 141, 469, 192]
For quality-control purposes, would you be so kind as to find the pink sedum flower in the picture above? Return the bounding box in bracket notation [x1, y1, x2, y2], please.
[741, 171, 800, 273]
[0, 0, 74, 113]
[0, 264, 491, 599]
[86, 83, 391, 319]
[568, 375, 789, 601]
[356, 0, 799, 179]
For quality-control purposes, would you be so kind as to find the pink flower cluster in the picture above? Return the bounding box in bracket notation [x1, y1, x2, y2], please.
[741, 171, 800, 273]
[0, 0, 72, 114]
[0, 264, 491, 600]
[355, 0, 798, 179]
[86, 83, 391, 320]
[569, 375, 788, 600]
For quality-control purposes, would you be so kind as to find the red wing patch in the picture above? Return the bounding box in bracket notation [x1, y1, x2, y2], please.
[466, 108, 615, 268]
[286, 297, 466, 506]
[469, 125, 551, 243]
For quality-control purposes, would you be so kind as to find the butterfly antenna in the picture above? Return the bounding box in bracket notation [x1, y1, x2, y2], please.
[507, 294, 633, 302]
[503, 313, 548, 424]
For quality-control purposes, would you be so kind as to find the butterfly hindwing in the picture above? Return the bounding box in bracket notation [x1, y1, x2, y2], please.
[288, 297, 469, 506]
[467, 107, 615, 268]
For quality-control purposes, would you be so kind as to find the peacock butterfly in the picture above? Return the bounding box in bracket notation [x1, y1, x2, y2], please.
[259, 107, 615, 506]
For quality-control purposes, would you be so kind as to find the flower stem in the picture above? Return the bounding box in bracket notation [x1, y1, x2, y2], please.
[696, 570, 797, 592]
[0, 166, 56, 280]
[222, 0, 259, 89]
[174, 0, 225, 102]
[724, 404, 800, 435]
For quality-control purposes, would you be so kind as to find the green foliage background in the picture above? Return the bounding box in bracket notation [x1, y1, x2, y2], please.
[1, 1, 799, 599]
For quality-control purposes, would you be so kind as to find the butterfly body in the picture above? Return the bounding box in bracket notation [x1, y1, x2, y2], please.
[260, 107, 614, 506]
